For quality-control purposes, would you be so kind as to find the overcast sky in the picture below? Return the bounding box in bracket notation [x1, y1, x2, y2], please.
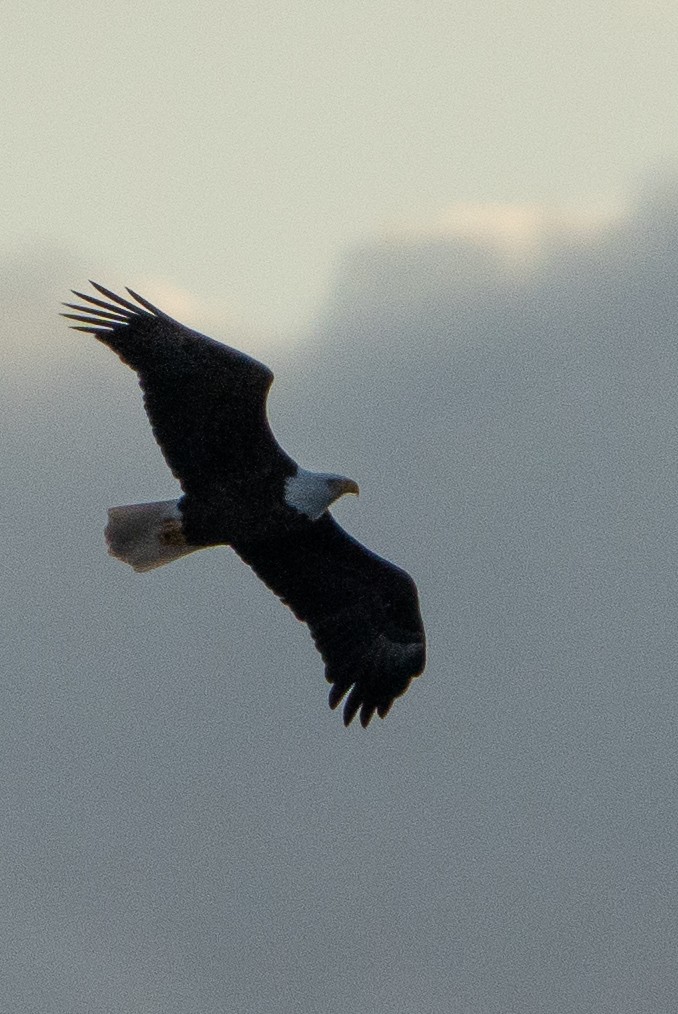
[3, 179, 678, 1013]
[4, 3, 678, 1012]
[3, 0, 678, 333]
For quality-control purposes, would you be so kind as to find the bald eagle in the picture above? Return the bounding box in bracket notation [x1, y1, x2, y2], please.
[63, 282, 426, 726]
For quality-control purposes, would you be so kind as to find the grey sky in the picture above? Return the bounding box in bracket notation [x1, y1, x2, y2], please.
[3, 0, 678, 332]
[3, 180, 678, 1011]
[4, 3, 678, 1009]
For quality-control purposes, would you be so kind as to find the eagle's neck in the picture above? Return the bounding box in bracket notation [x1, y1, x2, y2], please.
[284, 467, 358, 520]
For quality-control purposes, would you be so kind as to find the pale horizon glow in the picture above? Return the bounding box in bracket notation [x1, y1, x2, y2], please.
[377, 199, 628, 271]
[2, 0, 678, 334]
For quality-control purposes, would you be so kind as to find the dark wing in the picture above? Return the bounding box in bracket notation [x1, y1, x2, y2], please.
[62, 282, 294, 493]
[233, 514, 426, 727]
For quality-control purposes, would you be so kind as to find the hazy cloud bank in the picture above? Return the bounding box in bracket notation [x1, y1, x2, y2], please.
[3, 177, 678, 1012]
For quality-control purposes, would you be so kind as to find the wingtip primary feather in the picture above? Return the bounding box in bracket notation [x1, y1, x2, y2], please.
[63, 301, 128, 321]
[342, 687, 362, 726]
[88, 281, 143, 314]
[328, 676, 391, 727]
[61, 312, 116, 327]
[69, 289, 131, 316]
[328, 683, 348, 711]
[359, 704, 378, 728]
[125, 287, 167, 317]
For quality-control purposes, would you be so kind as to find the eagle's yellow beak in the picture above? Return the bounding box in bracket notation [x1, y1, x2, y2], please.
[329, 476, 360, 501]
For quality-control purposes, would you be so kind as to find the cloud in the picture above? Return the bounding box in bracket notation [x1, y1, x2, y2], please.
[3, 175, 678, 1012]
[382, 198, 626, 270]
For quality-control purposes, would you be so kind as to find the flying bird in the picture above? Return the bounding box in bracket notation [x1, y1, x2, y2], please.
[63, 282, 426, 726]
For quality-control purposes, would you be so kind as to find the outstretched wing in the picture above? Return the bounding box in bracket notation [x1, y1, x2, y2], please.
[63, 282, 293, 493]
[233, 514, 426, 727]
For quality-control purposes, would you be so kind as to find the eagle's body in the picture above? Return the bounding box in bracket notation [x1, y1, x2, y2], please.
[63, 282, 426, 726]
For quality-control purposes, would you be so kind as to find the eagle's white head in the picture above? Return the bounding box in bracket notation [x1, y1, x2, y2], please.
[284, 468, 360, 520]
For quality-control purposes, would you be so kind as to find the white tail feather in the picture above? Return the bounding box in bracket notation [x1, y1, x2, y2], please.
[105, 500, 198, 572]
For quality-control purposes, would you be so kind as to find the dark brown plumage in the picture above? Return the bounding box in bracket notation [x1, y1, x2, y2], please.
[63, 282, 426, 726]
